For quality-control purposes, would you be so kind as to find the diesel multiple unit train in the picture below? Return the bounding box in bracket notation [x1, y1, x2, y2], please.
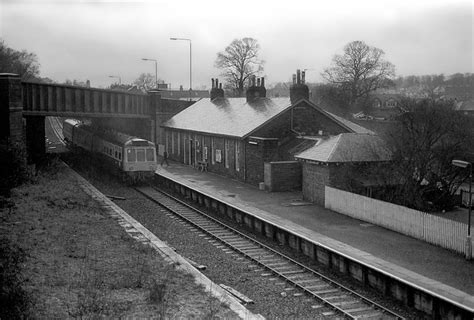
[63, 119, 157, 182]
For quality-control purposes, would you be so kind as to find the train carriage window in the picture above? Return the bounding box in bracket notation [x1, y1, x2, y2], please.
[127, 149, 136, 162]
[118, 152, 122, 160]
[114, 150, 118, 159]
[146, 148, 154, 161]
[137, 149, 145, 162]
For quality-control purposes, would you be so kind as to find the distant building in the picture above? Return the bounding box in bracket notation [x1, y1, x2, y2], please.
[158, 88, 209, 101]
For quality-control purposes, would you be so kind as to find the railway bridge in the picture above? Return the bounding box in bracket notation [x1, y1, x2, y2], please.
[0, 73, 192, 162]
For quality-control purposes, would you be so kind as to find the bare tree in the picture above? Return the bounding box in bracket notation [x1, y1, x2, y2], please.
[322, 41, 395, 108]
[0, 40, 40, 80]
[215, 38, 264, 96]
[133, 73, 160, 91]
[380, 98, 473, 211]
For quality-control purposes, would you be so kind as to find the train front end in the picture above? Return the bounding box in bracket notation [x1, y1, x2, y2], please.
[123, 138, 157, 181]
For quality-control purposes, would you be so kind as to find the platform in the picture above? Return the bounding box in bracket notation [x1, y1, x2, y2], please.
[156, 162, 474, 313]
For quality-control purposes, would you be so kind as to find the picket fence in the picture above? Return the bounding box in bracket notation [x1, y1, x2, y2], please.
[325, 186, 472, 256]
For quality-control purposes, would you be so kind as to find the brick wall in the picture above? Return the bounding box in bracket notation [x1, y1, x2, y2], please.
[0, 74, 23, 143]
[301, 162, 333, 206]
[264, 161, 302, 192]
[245, 137, 279, 185]
[165, 129, 246, 181]
[293, 101, 348, 135]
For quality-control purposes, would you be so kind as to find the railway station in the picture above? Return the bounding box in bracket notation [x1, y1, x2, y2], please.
[154, 161, 474, 318]
[2, 71, 474, 318]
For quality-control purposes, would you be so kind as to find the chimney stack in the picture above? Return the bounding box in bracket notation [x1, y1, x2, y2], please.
[210, 78, 225, 100]
[246, 76, 266, 103]
[290, 69, 309, 104]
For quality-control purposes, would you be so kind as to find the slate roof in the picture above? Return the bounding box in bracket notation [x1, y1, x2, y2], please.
[295, 133, 391, 163]
[326, 112, 375, 134]
[162, 97, 373, 139]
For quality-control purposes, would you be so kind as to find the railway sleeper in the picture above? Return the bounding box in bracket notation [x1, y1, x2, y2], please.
[342, 306, 373, 313]
[226, 239, 255, 245]
[294, 278, 322, 285]
[353, 311, 385, 319]
[330, 300, 361, 307]
[264, 261, 289, 267]
[279, 269, 305, 275]
[272, 265, 301, 271]
[252, 255, 277, 260]
[234, 245, 262, 251]
[311, 288, 340, 295]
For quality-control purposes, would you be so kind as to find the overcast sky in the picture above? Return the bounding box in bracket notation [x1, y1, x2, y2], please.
[1, 0, 472, 89]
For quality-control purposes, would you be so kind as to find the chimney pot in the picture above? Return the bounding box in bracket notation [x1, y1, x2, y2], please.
[257, 78, 261, 87]
[296, 69, 301, 84]
[261, 77, 265, 87]
[302, 71, 306, 84]
[210, 78, 225, 100]
[292, 74, 296, 85]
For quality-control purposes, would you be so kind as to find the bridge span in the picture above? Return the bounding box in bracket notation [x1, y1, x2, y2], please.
[0, 73, 193, 163]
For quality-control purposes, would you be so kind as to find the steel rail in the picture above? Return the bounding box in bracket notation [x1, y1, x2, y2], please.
[137, 185, 406, 320]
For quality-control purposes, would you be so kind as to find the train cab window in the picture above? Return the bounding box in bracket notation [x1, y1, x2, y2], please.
[146, 148, 155, 161]
[127, 149, 136, 162]
[137, 149, 145, 162]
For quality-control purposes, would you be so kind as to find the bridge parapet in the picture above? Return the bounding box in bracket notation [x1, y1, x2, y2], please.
[22, 81, 150, 118]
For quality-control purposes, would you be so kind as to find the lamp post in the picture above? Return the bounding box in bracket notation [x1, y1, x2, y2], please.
[170, 37, 192, 98]
[141, 58, 158, 89]
[108, 75, 121, 85]
[452, 159, 472, 260]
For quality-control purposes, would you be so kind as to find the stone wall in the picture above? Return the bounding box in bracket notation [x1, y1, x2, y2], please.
[301, 162, 332, 206]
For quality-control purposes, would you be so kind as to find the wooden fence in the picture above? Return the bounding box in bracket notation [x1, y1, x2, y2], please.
[325, 186, 472, 256]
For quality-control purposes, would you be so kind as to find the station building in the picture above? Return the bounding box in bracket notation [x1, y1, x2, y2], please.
[161, 70, 373, 186]
[295, 133, 391, 205]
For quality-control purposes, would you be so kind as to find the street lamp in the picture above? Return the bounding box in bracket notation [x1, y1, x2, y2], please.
[108, 75, 121, 85]
[141, 58, 158, 89]
[170, 37, 192, 96]
[452, 159, 472, 260]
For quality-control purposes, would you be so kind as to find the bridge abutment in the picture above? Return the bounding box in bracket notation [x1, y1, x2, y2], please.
[0, 74, 23, 143]
[25, 116, 46, 163]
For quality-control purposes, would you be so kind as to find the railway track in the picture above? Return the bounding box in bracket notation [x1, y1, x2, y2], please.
[136, 185, 406, 320]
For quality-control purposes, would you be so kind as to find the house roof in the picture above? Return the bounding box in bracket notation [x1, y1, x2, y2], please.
[455, 100, 474, 111]
[295, 133, 391, 163]
[161, 96, 373, 138]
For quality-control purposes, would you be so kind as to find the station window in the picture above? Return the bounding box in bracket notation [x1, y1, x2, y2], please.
[171, 132, 175, 155]
[235, 142, 240, 172]
[224, 140, 229, 169]
[146, 148, 154, 161]
[127, 149, 136, 162]
[211, 138, 215, 164]
[137, 149, 145, 162]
